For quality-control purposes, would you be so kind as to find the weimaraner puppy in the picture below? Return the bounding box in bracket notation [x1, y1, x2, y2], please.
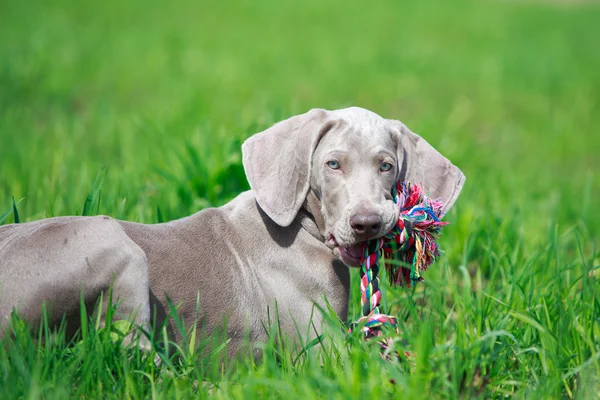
[0, 107, 465, 355]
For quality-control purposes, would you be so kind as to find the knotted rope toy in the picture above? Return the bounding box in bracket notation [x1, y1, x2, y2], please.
[351, 182, 447, 339]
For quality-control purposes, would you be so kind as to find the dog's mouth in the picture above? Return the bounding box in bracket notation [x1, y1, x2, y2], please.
[327, 234, 366, 267]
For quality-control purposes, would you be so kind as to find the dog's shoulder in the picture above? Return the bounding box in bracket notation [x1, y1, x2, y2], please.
[218, 190, 257, 218]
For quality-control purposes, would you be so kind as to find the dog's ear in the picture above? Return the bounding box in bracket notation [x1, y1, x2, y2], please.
[242, 109, 333, 227]
[388, 120, 465, 215]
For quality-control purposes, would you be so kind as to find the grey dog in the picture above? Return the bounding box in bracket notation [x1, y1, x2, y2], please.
[0, 107, 465, 355]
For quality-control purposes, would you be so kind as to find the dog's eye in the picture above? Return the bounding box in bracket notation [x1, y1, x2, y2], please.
[326, 160, 340, 170]
[380, 162, 393, 172]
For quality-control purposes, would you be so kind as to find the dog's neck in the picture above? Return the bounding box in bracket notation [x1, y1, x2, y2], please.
[301, 189, 327, 242]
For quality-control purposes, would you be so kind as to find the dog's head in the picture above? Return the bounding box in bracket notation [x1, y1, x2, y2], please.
[242, 107, 465, 267]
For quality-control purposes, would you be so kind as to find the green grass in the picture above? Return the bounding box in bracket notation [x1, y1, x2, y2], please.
[1, 0, 599, 398]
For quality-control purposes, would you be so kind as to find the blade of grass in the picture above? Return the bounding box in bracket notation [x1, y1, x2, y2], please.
[11, 196, 20, 223]
[81, 167, 107, 216]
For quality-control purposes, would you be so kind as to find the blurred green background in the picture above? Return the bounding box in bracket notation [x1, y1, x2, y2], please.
[2, 0, 598, 230]
[1, 0, 599, 397]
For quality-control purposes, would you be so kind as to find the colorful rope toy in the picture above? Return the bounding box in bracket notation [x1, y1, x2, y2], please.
[351, 181, 447, 339]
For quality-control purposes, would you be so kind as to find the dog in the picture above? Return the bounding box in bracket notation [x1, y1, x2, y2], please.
[0, 107, 465, 356]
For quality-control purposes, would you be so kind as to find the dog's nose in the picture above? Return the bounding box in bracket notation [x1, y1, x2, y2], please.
[350, 212, 382, 237]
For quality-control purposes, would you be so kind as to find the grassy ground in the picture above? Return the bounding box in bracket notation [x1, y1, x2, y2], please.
[1, 0, 599, 398]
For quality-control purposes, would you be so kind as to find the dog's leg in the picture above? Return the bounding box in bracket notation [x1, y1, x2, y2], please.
[97, 220, 151, 347]
[0, 216, 151, 345]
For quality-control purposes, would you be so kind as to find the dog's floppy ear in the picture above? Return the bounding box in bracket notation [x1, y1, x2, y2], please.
[388, 120, 465, 215]
[242, 109, 332, 227]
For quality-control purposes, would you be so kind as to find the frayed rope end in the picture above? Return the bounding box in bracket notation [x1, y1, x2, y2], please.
[383, 182, 447, 287]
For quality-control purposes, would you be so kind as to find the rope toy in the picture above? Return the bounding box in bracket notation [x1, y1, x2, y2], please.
[351, 181, 447, 339]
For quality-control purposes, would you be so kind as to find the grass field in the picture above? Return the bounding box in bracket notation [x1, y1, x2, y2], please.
[1, 0, 600, 398]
